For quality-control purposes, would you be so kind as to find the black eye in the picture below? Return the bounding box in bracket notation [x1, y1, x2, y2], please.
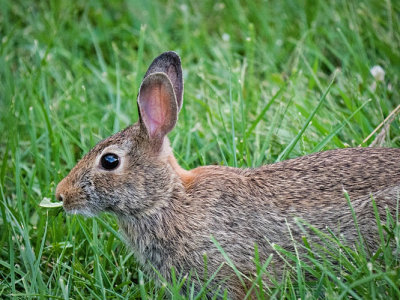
[100, 153, 120, 170]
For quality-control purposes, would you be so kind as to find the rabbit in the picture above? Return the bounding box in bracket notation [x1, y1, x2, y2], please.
[56, 51, 400, 299]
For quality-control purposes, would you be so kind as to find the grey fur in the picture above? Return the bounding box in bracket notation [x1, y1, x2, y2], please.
[56, 52, 400, 299]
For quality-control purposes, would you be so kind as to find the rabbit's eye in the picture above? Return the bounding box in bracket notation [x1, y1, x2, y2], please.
[100, 153, 120, 170]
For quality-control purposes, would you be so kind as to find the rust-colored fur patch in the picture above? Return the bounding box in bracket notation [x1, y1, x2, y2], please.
[167, 155, 216, 188]
[167, 155, 196, 187]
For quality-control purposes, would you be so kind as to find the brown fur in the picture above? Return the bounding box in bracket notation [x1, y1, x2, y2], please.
[56, 52, 400, 299]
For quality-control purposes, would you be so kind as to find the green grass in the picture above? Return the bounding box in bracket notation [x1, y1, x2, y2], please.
[1, 0, 400, 298]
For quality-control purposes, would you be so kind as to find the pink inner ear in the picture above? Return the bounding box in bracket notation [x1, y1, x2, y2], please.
[143, 85, 166, 136]
[140, 81, 173, 138]
[138, 72, 177, 141]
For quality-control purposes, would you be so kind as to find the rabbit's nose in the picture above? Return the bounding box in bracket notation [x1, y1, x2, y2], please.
[56, 177, 70, 203]
[56, 193, 64, 202]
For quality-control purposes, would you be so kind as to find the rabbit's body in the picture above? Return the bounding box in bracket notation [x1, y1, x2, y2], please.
[117, 144, 400, 296]
[56, 52, 400, 298]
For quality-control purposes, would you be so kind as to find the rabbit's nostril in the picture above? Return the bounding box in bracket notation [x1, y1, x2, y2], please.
[57, 193, 64, 202]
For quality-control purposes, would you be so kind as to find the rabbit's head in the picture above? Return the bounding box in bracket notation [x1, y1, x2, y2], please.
[55, 52, 184, 217]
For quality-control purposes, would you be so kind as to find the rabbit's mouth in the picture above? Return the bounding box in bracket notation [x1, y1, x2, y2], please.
[61, 194, 100, 216]
[56, 175, 99, 216]
[60, 190, 104, 217]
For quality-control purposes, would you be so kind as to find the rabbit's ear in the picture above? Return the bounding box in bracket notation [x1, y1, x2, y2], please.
[138, 72, 178, 147]
[144, 51, 183, 112]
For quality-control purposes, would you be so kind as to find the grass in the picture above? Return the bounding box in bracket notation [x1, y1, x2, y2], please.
[1, 0, 400, 298]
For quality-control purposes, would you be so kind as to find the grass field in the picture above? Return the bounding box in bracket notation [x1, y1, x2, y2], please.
[1, 0, 400, 298]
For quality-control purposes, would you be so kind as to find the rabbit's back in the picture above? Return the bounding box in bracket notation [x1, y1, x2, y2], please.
[186, 147, 400, 209]
[255, 147, 400, 207]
